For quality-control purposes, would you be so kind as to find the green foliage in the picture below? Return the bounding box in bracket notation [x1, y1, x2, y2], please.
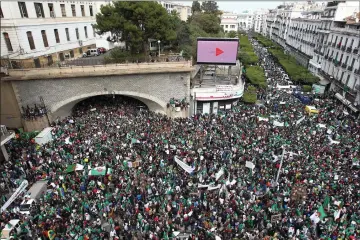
[243, 91, 257, 103]
[95, 2, 176, 54]
[201, 1, 219, 14]
[303, 85, 312, 92]
[227, 31, 237, 38]
[247, 85, 257, 92]
[239, 35, 259, 66]
[190, 12, 222, 35]
[104, 48, 146, 63]
[245, 66, 267, 88]
[191, 1, 201, 13]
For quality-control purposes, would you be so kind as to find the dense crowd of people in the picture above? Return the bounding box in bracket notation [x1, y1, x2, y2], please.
[0, 39, 359, 240]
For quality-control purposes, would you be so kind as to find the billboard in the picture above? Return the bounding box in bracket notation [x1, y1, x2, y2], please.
[197, 38, 239, 65]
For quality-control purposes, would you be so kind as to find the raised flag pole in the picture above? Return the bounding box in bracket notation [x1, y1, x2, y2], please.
[275, 146, 286, 188]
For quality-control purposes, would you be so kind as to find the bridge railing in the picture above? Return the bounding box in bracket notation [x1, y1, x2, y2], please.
[1, 55, 189, 70]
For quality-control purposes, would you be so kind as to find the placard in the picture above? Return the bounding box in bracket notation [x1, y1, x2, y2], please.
[271, 214, 282, 223]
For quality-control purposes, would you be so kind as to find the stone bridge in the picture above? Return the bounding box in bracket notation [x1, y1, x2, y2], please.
[1, 62, 194, 129]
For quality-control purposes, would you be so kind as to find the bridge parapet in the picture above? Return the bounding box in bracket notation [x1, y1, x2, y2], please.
[2, 61, 194, 81]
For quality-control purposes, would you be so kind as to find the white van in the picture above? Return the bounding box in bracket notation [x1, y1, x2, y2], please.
[1, 219, 21, 240]
[83, 49, 99, 57]
[19, 199, 36, 215]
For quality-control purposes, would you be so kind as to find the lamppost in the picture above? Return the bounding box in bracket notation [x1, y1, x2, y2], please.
[157, 40, 161, 57]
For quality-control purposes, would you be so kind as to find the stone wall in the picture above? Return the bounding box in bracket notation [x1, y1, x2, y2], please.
[12, 72, 191, 121]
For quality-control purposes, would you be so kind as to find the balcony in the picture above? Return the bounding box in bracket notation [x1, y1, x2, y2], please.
[332, 43, 336, 47]
[333, 60, 340, 66]
[336, 44, 341, 49]
[341, 46, 346, 51]
[354, 48, 359, 54]
[346, 47, 352, 53]
[355, 69, 360, 76]
[324, 55, 329, 59]
[347, 66, 353, 71]
[327, 42, 331, 45]
[329, 57, 333, 61]
[341, 63, 347, 69]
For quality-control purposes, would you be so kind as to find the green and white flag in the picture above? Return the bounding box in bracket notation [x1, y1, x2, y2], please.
[89, 167, 113, 176]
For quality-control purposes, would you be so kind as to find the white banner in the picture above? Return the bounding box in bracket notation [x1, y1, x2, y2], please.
[174, 157, 195, 174]
[215, 168, 224, 181]
[273, 121, 285, 127]
[1, 180, 28, 213]
[207, 185, 221, 191]
[216, 85, 233, 93]
[328, 136, 340, 145]
[296, 116, 305, 125]
[246, 161, 255, 169]
[258, 117, 269, 122]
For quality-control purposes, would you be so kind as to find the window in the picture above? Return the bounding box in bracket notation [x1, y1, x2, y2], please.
[230, 25, 235, 29]
[89, 5, 93, 16]
[346, 74, 350, 86]
[84, 26, 88, 38]
[65, 28, 70, 41]
[351, 58, 355, 68]
[18, 2, 28, 18]
[79, 47, 83, 54]
[71, 4, 76, 17]
[340, 71, 344, 81]
[48, 3, 55, 17]
[54, 29, 60, 43]
[81, 5, 85, 16]
[92, 26, 96, 37]
[344, 56, 349, 65]
[75, 28, 79, 40]
[0, 6, 4, 18]
[350, 39, 354, 48]
[27, 31, 35, 50]
[34, 3, 44, 18]
[3, 33, 13, 51]
[225, 25, 228, 28]
[41, 30, 49, 47]
[34, 58, 41, 68]
[60, 4, 66, 17]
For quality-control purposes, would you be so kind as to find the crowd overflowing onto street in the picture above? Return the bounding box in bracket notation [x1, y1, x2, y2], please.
[0, 39, 359, 240]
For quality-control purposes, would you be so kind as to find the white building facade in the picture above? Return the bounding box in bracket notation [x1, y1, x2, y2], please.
[221, 12, 239, 33]
[238, 11, 253, 31]
[159, 1, 191, 21]
[253, 9, 268, 33]
[0, 1, 108, 68]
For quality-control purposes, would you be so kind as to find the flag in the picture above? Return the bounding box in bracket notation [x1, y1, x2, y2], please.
[323, 196, 330, 207]
[47, 230, 56, 240]
[318, 205, 327, 220]
[88, 167, 112, 176]
[65, 164, 76, 173]
[131, 138, 140, 144]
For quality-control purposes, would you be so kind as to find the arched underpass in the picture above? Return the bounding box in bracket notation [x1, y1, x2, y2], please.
[50, 91, 167, 121]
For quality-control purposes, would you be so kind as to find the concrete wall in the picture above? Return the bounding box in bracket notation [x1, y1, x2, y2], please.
[0, 81, 22, 128]
[22, 116, 49, 132]
[11, 72, 191, 121]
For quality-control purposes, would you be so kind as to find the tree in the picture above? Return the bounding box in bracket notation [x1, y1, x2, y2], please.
[190, 12, 222, 35]
[227, 31, 237, 38]
[94, 2, 176, 55]
[191, 1, 201, 13]
[201, 1, 219, 14]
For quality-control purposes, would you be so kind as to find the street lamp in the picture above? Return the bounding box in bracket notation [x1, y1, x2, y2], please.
[157, 40, 161, 57]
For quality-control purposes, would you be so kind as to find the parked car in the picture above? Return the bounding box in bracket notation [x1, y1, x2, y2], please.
[97, 47, 107, 54]
[83, 49, 99, 57]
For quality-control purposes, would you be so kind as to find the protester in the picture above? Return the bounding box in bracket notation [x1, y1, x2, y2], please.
[1, 40, 359, 240]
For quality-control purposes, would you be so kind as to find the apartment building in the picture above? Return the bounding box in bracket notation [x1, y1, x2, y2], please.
[238, 10, 253, 31]
[253, 9, 268, 33]
[221, 12, 239, 33]
[0, 1, 105, 68]
[159, 1, 191, 21]
[287, 10, 324, 68]
[264, 9, 277, 37]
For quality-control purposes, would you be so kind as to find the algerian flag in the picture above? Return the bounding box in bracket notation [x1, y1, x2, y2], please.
[318, 205, 327, 220]
[65, 164, 84, 173]
[89, 167, 112, 176]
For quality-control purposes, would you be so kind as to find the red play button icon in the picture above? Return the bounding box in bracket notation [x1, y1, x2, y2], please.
[215, 48, 224, 56]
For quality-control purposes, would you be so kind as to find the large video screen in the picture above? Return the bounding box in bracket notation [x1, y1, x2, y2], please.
[197, 38, 239, 65]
